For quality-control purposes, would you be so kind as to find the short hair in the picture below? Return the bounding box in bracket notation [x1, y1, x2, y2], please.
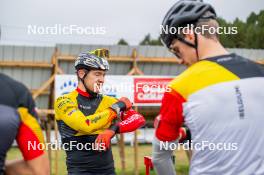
[178, 11, 220, 41]
[196, 18, 219, 40]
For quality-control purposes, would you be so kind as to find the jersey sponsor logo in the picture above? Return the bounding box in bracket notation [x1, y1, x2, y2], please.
[63, 106, 73, 113]
[216, 57, 232, 63]
[234, 86, 245, 119]
[57, 96, 68, 101]
[57, 99, 74, 109]
[91, 115, 102, 124]
[79, 104, 91, 110]
[67, 109, 77, 116]
[85, 115, 102, 126]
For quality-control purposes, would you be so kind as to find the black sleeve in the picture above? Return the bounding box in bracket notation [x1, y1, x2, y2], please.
[15, 82, 38, 118]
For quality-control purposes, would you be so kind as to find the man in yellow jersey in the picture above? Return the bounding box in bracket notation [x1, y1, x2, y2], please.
[153, 0, 264, 174]
[55, 49, 145, 175]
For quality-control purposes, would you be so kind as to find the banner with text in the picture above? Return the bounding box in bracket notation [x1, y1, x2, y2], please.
[55, 75, 173, 106]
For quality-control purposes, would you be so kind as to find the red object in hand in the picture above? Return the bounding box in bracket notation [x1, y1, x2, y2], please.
[119, 97, 133, 110]
[95, 129, 115, 150]
[118, 109, 145, 133]
[144, 156, 154, 175]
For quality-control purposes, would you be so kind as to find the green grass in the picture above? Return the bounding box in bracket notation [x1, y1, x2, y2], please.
[7, 145, 189, 175]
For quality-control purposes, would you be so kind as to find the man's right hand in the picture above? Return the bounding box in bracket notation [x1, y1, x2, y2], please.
[110, 97, 132, 115]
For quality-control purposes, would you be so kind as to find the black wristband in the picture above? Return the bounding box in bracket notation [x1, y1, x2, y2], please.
[109, 124, 120, 134]
[110, 101, 126, 113]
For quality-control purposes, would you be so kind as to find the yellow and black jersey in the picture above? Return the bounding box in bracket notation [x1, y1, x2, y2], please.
[155, 53, 264, 174]
[55, 88, 117, 137]
[55, 87, 146, 174]
[54, 88, 118, 174]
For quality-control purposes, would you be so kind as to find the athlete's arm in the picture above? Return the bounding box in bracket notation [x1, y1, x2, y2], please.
[95, 109, 145, 150]
[109, 109, 146, 133]
[55, 96, 117, 134]
[152, 89, 186, 175]
[5, 153, 50, 175]
[6, 83, 50, 175]
[155, 89, 186, 141]
[15, 84, 46, 161]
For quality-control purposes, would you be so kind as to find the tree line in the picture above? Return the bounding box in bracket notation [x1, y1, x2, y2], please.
[118, 10, 264, 49]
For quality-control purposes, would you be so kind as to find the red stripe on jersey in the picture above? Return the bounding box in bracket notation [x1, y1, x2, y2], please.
[16, 123, 44, 160]
[155, 89, 186, 141]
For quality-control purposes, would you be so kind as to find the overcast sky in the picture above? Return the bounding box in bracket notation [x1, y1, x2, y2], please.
[0, 0, 263, 45]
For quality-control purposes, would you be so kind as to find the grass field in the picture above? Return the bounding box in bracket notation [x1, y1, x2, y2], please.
[7, 144, 189, 175]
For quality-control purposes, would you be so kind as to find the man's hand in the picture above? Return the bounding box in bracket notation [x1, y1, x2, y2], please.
[110, 97, 132, 115]
[118, 109, 145, 133]
[179, 127, 191, 143]
[95, 129, 115, 150]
